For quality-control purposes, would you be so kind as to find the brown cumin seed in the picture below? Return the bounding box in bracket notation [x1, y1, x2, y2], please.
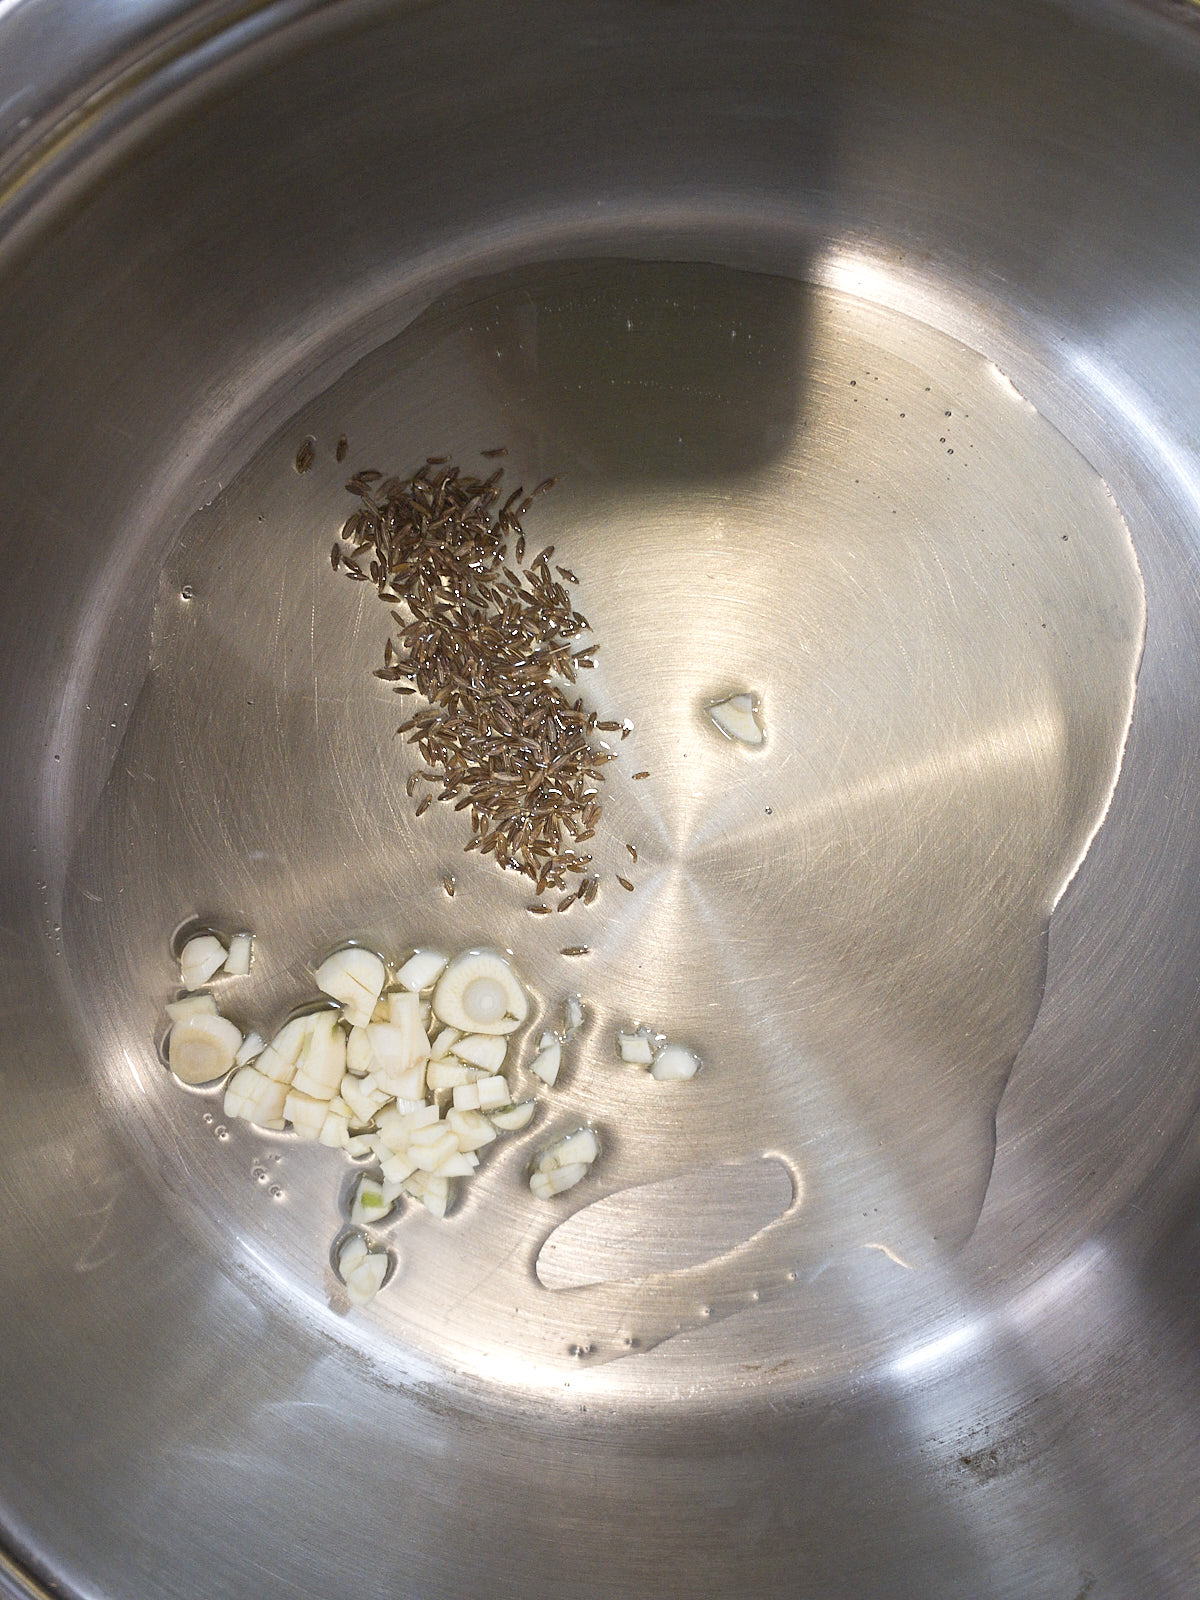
[560, 946, 590, 957]
[617, 876, 635, 892]
[330, 544, 341, 569]
[295, 437, 316, 473]
[443, 875, 456, 897]
[632, 770, 650, 780]
[336, 435, 348, 462]
[626, 842, 638, 861]
[415, 795, 432, 817]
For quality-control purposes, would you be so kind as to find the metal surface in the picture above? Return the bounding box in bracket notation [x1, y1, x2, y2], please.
[0, 2, 1198, 1597]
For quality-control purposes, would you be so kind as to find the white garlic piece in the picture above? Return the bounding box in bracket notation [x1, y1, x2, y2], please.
[488, 1100, 536, 1132]
[616, 1029, 654, 1066]
[165, 993, 218, 1023]
[530, 1161, 590, 1199]
[394, 948, 450, 993]
[255, 1013, 313, 1085]
[446, 1107, 497, 1152]
[431, 950, 527, 1034]
[225, 931, 254, 976]
[707, 691, 764, 746]
[337, 1234, 389, 1305]
[350, 1173, 393, 1225]
[168, 1012, 242, 1084]
[315, 947, 387, 1026]
[234, 1030, 264, 1066]
[291, 1010, 347, 1100]
[529, 1039, 562, 1086]
[650, 1043, 700, 1080]
[224, 1065, 288, 1126]
[450, 1034, 508, 1073]
[179, 934, 227, 991]
[536, 1127, 600, 1172]
[284, 1089, 329, 1140]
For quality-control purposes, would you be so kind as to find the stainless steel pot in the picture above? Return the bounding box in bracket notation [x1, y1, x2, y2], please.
[1, 2, 1199, 1596]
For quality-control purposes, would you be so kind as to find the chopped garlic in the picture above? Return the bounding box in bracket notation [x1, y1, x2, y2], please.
[451, 1081, 481, 1110]
[336, 1233, 389, 1305]
[407, 1172, 450, 1218]
[409, 1128, 459, 1173]
[340, 1074, 388, 1123]
[350, 1173, 393, 1225]
[488, 1100, 536, 1132]
[319, 1105, 351, 1147]
[446, 1107, 497, 1152]
[224, 1065, 288, 1126]
[256, 1013, 313, 1085]
[291, 1011, 347, 1100]
[380, 1150, 419, 1184]
[451, 1034, 508, 1073]
[165, 993, 218, 1023]
[427, 1057, 484, 1093]
[225, 932, 254, 976]
[284, 1089, 329, 1140]
[428, 1026, 461, 1060]
[234, 1030, 264, 1066]
[616, 1029, 654, 1066]
[529, 1039, 562, 1086]
[395, 948, 450, 993]
[432, 950, 527, 1034]
[370, 992, 428, 1096]
[168, 1012, 243, 1085]
[707, 691, 764, 746]
[475, 1075, 511, 1112]
[562, 994, 583, 1039]
[434, 1151, 478, 1177]
[530, 1160, 590, 1199]
[536, 1127, 599, 1171]
[179, 934, 227, 991]
[315, 947, 387, 1026]
[345, 1025, 373, 1077]
[651, 1043, 700, 1080]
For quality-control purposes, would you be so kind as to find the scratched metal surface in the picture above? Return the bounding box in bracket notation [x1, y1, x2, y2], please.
[0, 3, 1198, 1599]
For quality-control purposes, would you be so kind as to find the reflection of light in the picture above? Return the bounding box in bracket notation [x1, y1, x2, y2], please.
[1005, 1239, 1108, 1328]
[890, 1316, 985, 1377]
[1070, 350, 1200, 514]
[799, 706, 1065, 831]
[889, 1241, 1109, 1380]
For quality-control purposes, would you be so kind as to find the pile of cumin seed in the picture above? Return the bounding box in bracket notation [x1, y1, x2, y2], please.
[329, 450, 630, 904]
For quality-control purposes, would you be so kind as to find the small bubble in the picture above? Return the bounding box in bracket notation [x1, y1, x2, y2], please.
[764, 806, 773, 815]
[180, 585, 194, 601]
[252, 1167, 267, 1183]
[269, 1185, 284, 1200]
[202, 1113, 213, 1125]
[215, 1125, 229, 1140]
[271, 1153, 282, 1163]
[750, 1289, 761, 1302]
[699, 1305, 711, 1318]
[786, 1270, 797, 1283]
